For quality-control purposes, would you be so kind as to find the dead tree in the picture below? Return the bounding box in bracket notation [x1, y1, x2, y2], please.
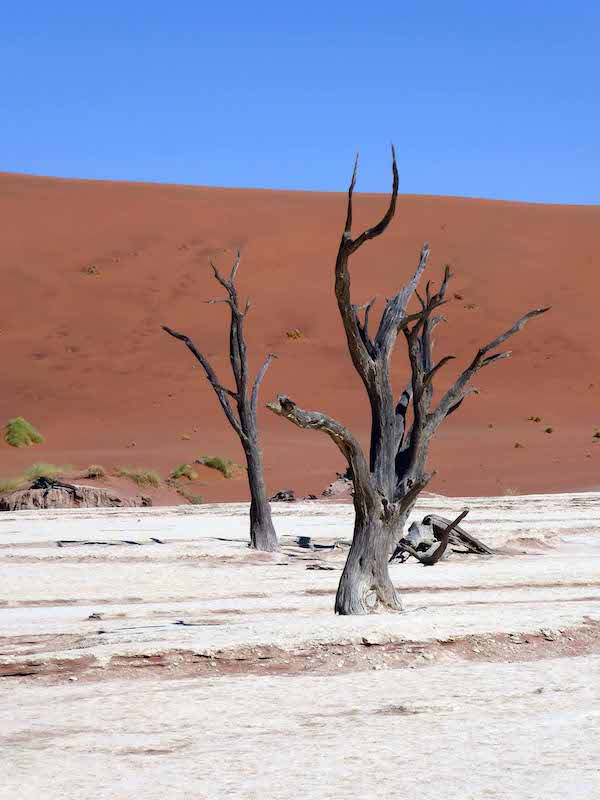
[163, 250, 278, 552]
[268, 148, 549, 613]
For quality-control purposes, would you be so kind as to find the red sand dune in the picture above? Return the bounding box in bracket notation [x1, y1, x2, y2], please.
[0, 171, 598, 501]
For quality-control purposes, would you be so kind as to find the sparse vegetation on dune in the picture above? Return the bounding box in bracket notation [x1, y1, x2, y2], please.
[3, 417, 44, 448]
[113, 466, 161, 488]
[174, 484, 204, 504]
[0, 477, 24, 496]
[23, 463, 73, 481]
[285, 328, 305, 340]
[81, 464, 106, 479]
[171, 463, 198, 481]
[196, 455, 237, 479]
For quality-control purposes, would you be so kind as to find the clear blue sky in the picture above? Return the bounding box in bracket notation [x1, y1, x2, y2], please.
[2, 1, 598, 203]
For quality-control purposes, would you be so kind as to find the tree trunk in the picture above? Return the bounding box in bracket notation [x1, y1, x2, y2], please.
[245, 442, 278, 552]
[335, 511, 402, 615]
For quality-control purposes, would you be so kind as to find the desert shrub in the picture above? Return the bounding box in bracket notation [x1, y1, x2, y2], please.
[285, 329, 304, 340]
[504, 487, 519, 496]
[196, 455, 236, 479]
[593, 430, 600, 440]
[113, 467, 161, 488]
[175, 484, 204, 505]
[0, 477, 24, 496]
[528, 416, 542, 423]
[544, 427, 554, 434]
[171, 463, 198, 481]
[4, 417, 44, 448]
[24, 463, 73, 481]
[81, 264, 100, 276]
[82, 464, 106, 479]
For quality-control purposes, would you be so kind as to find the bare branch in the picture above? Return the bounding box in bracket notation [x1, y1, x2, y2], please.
[431, 307, 550, 427]
[422, 355, 456, 391]
[375, 242, 430, 355]
[267, 395, 375, 507]
[335, 147, 400, 382]
[349, 145, 399, 253]
[251, 354, 277, 414]
[344, 151, 359, 235]
[214, 384, 239, 399]
[420, 509, 469, 566]
[206, 297, 245, 318]
[397, 471, 435, 514]
[209, 259, 231, 293]
[230, 248, 241, 282]
[161, 325, 245, 439]
[446, 387, 479, 417]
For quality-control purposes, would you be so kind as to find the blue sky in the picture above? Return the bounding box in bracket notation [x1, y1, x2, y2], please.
[1, 1, 598, 202]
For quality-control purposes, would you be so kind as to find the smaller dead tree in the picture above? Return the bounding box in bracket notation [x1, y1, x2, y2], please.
[163, 250, 278, 552]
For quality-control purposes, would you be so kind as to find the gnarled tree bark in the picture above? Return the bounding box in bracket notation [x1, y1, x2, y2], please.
[269, 149, 549, 613]
[163, 250, 278, 552]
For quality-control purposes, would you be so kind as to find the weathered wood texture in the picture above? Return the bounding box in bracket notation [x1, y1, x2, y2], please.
[269, 149, 548, 613]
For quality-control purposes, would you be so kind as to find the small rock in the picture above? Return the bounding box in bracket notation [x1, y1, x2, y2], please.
[270, 489, 296, 502]
[68, 676, 78, 682]
[540, 628, 560, 642]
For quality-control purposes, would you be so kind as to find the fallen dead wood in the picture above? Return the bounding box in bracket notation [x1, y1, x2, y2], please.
[390, 509, 493, 564]
[56, 539, 160, 547]
[423, 513, 494, 555]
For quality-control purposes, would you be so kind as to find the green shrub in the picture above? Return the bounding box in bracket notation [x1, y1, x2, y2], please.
[0, 477, 24, 496]
[113, 466, 161, 488]
[24, 463, 73, 481]
[175, 484, 204, 505]
[197, 455, 236, 479]
[82, 464, 106, 479]
[171, 463, 198, 481]
[4, 417, 44, 448]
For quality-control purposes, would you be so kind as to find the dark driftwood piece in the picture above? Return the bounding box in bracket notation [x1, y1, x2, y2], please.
[423, 513, 494, 555]
[163, 251, 278, 552]
[393, 509, 470, 565]
[389, 510, 492, 563]
[269, 148, 548, 614]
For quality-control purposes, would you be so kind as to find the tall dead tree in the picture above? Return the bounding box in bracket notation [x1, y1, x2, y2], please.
[268, 148, 549, 613]
[163, 250, 278, 552]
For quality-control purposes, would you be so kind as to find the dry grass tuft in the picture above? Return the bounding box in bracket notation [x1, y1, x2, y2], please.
[81, 464, 106, 479]
[196, 455, 237, 479]
[0, 477, 24, 496]
[171, 463, 198, 481]
[24, 463, 73, 481]
[113, 467, 161, 488]
[4, 417, 44, 448]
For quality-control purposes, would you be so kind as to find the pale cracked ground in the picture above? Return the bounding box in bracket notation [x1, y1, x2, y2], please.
[1, 493, 600, 799]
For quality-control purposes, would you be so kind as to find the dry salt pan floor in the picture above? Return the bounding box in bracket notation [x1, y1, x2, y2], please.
[2, 493, 600, 799]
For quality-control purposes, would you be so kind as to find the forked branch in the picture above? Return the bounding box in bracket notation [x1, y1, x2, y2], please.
[430, 306, 551, 427]
[161, 325, 245, 439]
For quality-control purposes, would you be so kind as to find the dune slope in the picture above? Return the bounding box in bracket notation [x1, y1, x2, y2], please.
[0, 172, 598, 500]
